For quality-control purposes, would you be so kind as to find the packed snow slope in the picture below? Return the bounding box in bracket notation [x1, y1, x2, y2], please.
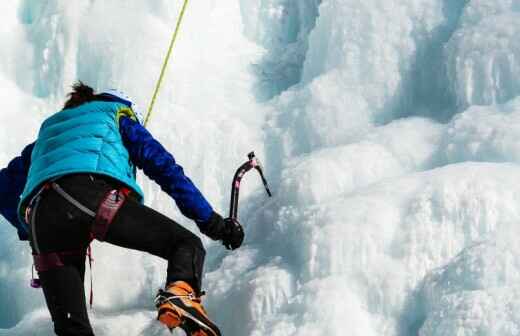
[1, 1, 520, 335]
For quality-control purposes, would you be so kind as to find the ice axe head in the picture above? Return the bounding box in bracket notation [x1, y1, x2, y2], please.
[247, 152, 272, 197]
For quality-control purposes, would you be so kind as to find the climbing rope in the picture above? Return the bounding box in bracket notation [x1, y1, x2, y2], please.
[144, 0, 190, 127]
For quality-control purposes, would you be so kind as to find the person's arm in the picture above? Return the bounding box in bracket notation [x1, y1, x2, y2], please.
[0, 143, 35, 240]
[119, 117, 213, 223]
[119, 117, 244, 249]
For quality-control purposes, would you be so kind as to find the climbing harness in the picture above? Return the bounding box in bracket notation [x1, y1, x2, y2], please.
[229, 152, 272, 221]
[145, 0, 190, 127]
[26, 179, 130, 308]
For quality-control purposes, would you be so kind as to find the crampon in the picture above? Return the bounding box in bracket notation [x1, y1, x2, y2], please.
[155, 281, 221, 336]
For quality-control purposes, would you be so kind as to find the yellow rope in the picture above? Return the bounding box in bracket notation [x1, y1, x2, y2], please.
[144, 0, 190, 127]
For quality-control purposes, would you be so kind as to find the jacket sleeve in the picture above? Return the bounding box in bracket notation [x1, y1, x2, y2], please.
[119, 117, 214, 227]
[0, 143, 35, 240]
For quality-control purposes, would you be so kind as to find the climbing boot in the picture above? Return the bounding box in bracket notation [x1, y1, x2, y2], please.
[155, 281, 221, 336]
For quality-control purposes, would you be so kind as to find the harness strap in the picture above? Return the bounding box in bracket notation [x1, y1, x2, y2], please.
[92, 188, 128, 241]
[50, 182, 96, 217]
[25, 184, 51, 225]
[32, 249, 94, 308]
[33, 252, 65, 272]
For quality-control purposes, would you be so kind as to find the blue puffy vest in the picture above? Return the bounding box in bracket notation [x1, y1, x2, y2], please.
[18, 101, 145, 217]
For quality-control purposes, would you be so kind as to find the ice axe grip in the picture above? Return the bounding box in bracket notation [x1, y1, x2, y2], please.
[229, 152, 272, 220]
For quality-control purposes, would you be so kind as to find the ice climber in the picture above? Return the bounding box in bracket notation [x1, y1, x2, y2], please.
[0, 82, 244, 336]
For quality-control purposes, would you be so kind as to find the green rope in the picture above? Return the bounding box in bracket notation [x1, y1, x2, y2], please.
[144, 0, 190, 127]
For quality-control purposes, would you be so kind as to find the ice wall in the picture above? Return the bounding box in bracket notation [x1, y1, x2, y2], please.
[205, 0, 520, 335]
[2, 0, 520, 335]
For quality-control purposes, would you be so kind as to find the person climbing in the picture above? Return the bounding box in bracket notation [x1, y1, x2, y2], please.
[0, 82, 245, 336]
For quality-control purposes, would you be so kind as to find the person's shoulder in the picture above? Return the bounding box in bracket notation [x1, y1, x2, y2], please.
[84, 100, 127, 110]
[74, 101, 134, 120]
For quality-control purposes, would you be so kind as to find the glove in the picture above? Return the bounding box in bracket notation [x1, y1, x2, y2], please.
[221, 218, 244, 250]
[200, 212, 244, 250]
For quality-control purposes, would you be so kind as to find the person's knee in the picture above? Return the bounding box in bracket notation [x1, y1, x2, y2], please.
[191, 235, 205, 256]
[177, 232, 205, 256]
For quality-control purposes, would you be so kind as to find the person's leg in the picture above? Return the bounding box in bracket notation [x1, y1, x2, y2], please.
[38, 254, 94, 336]
[103, 198, 221, 335]
[30, 183, 95, 336]
[49, 174, 206, 292]
[104, 197, 206, 293]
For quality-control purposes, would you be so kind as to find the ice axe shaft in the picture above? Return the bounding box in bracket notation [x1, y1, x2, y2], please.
[229, 152, 272, 220]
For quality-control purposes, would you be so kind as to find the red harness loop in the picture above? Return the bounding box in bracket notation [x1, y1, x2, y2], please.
[92, 188, 127, 241]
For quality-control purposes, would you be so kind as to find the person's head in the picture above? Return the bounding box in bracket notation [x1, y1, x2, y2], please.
[63, 81, 96, 109]
[63, 81, 144, 124]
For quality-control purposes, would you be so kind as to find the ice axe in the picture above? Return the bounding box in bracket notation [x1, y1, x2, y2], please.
[229, 152, 272, 221]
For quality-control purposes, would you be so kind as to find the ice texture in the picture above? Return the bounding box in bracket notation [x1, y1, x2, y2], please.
[1, 0, 520, 335]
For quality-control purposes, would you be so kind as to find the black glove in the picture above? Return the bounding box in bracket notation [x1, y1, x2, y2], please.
[200, 212, 244, 250]
[221, 217, 244, 250]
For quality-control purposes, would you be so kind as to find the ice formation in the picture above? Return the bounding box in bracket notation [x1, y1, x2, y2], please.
[1, 0, 520, 335]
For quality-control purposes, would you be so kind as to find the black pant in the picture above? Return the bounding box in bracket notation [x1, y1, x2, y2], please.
[29, 174, 206, 336]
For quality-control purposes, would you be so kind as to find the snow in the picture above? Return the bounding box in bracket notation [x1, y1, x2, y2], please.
[439, 97, 520, 164]
[2, 0, 520, 335]
[446, 8, 520, 109]
[419, 241, 520, 335]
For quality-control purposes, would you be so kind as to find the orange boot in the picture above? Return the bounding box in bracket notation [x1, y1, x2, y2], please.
[155, 281, 221, 336]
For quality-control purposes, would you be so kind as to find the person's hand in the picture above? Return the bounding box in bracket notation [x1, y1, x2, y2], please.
[221, 218, 244, 250]
[200, 212, 244, 250]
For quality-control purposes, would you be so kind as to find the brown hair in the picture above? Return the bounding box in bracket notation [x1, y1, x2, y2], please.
[63, 81, 96, 109]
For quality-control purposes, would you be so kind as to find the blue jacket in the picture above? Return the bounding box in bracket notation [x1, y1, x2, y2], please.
[0, 114, 213, 241]
[20, 101, 145, 211]
[0, 143, 34, 240]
